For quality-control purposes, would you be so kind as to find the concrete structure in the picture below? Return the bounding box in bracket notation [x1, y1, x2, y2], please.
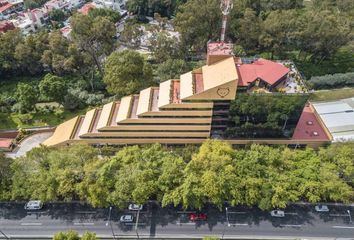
[44, 42, 331, 148]
[313, 98, 354, 142]
[0, 0, 23, 20]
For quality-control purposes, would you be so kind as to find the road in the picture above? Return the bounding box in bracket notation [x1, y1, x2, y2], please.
[0, 202, 353, 239]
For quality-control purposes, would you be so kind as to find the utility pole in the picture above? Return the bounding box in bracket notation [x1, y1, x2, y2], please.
[348, 210, 352, 224]
[106, 206, 117, 240]
[220, 0, 233, 42]
[135, 209, 140, 239]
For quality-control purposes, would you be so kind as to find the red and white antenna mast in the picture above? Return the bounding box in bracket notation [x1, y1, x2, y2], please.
[220, 0, 233, 42]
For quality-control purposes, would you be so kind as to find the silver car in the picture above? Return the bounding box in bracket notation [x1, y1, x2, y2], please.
[270, 210, 285, 217]
[120, 215, 133, 223]
[24, 200, 43, 210]
[315, 204, 329, 212]
[128, 204, 143, 211]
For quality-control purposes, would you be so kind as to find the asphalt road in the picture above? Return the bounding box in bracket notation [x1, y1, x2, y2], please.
[0, 202, 354, 239]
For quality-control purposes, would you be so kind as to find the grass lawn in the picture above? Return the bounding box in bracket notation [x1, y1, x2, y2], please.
[0, 108, 88, 130]
[310, 88, 354, 102]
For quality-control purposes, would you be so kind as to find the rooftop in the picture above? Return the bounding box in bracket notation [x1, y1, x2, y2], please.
[207, 42, 233, 56]
[0, 138, 13, 149]
[237, 58, 290, 86]
[292, 104, 331, 142]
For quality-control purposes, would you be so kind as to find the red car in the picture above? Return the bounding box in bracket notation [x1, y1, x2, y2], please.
[190, 213, 207, 221]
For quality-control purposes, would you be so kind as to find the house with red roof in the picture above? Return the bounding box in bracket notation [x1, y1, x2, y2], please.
[0, 0, 23, 19]
[78, 2, 96, 15]
[0, 20, 15, 33]
[236, 58, 290, 91]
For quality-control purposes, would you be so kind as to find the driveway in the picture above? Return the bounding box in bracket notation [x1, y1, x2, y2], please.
[6, 132, 53, 158]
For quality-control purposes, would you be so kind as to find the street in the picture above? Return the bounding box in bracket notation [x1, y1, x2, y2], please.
[0, 202, 353, 239]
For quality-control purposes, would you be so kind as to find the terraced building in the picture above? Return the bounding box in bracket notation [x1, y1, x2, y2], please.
[44, 42, 331, 148]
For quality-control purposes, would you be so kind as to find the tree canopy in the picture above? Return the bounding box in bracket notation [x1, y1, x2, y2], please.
[103, 50, 153, 97]
[3, 141, 353, 210]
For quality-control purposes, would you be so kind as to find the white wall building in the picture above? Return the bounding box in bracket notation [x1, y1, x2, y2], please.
[313, 98, 354, 142]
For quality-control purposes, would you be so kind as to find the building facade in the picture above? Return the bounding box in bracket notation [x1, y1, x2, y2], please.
[44, 42, 331, 148]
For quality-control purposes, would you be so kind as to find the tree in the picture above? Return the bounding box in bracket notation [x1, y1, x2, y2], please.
[0, 29, 23, 77]
[103, 50, 153, 97]
[149, 32, 183, 63]
[127, 0, 181, 18]
[71, 14, 116, 76]
[0, 152, 13, 200]
[39, 73, 67, 104]
[13, 83, 38, 113]
[88, 8, 120, 23]
[174, 0, 221, 51]
[156, 59, 189, 82]
[164, 140, 235, 209]
[14, 31, 48, 75]
[49, 9, 66, 22]
[229, 8, 261, 52]
[107, 144, 167, 207]
[53, 230, 80, 240]
[296, 10, 351, 61]
[119, 22, 143, 49]
[81, 232, 97, 240]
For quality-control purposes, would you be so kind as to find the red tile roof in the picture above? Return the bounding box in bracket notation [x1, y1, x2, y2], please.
[0, 2, 13, 13]
[237, 58, 289, 87]
[0, 138, 13, 149]
[292, 104, 330, 141]
[0, 20, 15, 33]
[79, 3, 95, 15]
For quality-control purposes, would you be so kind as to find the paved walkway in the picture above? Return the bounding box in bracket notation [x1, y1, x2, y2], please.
[6, 132, 53, 158]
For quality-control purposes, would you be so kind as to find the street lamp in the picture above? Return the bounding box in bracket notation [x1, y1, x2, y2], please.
[348, 210, 352, 224]
[106, 206, 117, 240]
[135, 209, 140, 239]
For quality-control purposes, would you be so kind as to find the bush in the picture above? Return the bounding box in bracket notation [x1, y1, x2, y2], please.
[309, 72, 354, 90]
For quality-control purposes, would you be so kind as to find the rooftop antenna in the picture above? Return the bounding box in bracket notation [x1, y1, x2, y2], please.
[220, 0, 233, 42]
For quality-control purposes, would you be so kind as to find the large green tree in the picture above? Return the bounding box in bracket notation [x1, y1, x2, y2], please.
[71, 14, 116, 75]
[14, 83, 38, 113]
[174, 0, 221, 51]
[0, 29, 23, 77]
[103, 50, 153, 97]
[38, 73, 67, 104]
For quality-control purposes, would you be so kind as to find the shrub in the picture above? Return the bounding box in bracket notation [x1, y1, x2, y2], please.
[309, 72, 354, 90]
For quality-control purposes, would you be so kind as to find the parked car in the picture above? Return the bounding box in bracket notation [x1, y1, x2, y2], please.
[24, 200, 43, 210]
[315, 204, 329, 212]
[128, 204, 143, 211]
[270, 210, 285, 217]
[120, 215, 133, 223]
[190, 213, 207, 221]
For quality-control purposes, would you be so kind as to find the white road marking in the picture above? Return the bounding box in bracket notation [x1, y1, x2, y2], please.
[330, 214, 350, 217]
[227, 211, 247, 214]
[332, 226, 354, 229]
[285, 212, 298, 216]
[176, 222, 195, 225]
[228, 223, 249, 227]
[73, 222, 95, 226]
[76, 211, 96, 214]
[280, 224, 302, 228]
[20, 222, 43, 226]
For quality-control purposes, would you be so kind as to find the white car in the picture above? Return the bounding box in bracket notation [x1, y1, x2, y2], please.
[128, 204, 143, 211]
[24, 200, 43, 210]
[270, 210, 285, 217]
[315, 204, 329, 212]
[120, 215, 133, 223]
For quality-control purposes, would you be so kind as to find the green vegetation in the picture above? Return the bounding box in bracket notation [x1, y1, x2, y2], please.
[309, 72, 354, 90]
[1, 140, 353, 210]
[225, 94, 309, 138]
[53, 230, 97, 240]
[310, 88, 354, 102]
[0, 108, 87, 130]
[103, 50, 154, 97]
